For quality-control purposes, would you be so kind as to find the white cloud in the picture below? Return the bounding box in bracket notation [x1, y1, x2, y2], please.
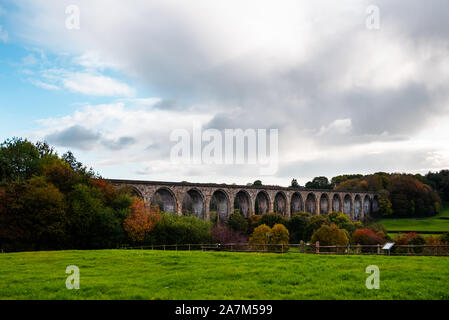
[61, 72, 135, 96]
[30, 79, 60, 90]
[8, 0, 449, 183]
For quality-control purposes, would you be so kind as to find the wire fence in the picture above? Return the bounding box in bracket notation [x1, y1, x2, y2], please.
[121, 242, 449, 256]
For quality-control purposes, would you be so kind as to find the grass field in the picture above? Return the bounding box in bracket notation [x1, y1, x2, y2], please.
[379, 207, 449, 233]
[1, 250, 449, 300]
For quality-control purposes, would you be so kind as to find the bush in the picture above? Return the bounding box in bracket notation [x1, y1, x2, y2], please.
[304, 216, 328, 241]
[270, 224, 289, 251]
[393, 232, 426, 254]
[227, 210, 248, 233]
[260, 213, 288, 228]
[440, 232, 449, 244]
[352, 229, 384, 245]
[247, 214, 262, 234]
[147, 214, 213, 245]
[249, 224, 271, 250]
[311, 224, 349, 246]
[211, 225, 248, 244]
[288, 214, 310, 243]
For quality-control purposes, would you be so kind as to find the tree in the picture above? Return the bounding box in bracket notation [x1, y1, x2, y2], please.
[227, 210, 248, 234]
[352, 229, 384, 245]
[291, 179, 300, 188]
[253, 180, 262, 186]
[270, 224, 289, 250]
[259, 213, 288, 228]
[305, 177, 332, 189]
[247, 214, 262, 235]
[0, 177, 66, 251]
[249, 224, 271, 249]
[311, 224, 349, 246]
[288, 213, 310, 242]
[0, 138, 42, 181]
[123, 199, 161, 243]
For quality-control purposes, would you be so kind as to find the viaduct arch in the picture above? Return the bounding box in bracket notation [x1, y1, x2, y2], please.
[109, 179, 378, 222]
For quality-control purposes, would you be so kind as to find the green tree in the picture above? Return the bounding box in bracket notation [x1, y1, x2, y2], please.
[0, 138, 42, 182]
[305, 176, 332, 189]
[291, 178, 300, 188]
[311, 224, 349, 246]
[227, 210, 248, 234]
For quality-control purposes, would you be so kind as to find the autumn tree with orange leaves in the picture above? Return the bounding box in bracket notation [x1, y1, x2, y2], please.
[123, 198, 161, 243]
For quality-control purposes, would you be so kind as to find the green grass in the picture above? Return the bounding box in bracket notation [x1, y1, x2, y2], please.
[1, 250, 449, 300]
[380, 207, 449, 233]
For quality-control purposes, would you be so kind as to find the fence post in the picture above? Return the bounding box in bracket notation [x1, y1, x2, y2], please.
[175, 244, 178, 251]
[163, 245, 166, 251]
[315, 241, 320, 254]
[188, 244, 191, 251]
[281, 244, 284, 253]
[357, 244, 361, 254]
[377, 244, 381, 255]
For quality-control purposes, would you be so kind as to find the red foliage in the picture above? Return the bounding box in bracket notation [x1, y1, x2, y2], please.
[352, 229, 384, 245]
[211, 225, 248, 244]
[123, 198, 161, 243]
[394, 232, 425, 245]
[90, 178, 117, 204]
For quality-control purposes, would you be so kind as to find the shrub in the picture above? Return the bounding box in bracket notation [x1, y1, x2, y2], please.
[247, 214, 262, 234]
[393, 232, 425, 254]
[260, 213, 288, 228]
[304, 215, 328, 241]
[311, 224, 349, 246]
[288, 214, 310, 243]
[270, 224, 289, 251]
[147, 214, 213, 245]
[227, 210, 248, 233]
[249, 224, 271, 250]
[211, 225, 248, 244]
[352, 229, 384, 245]
[440, 232, 449, 244]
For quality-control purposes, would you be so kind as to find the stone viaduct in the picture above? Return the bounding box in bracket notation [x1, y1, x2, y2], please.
[108, 179, 378, 222]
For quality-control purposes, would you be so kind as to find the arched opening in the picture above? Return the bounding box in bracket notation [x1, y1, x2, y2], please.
[343, 194, 352, 217]
[332, 194, 342, 212]
[274, 192, 287, 216]
[320, 194, 329, 215]
[290, 192, 304, 214]
[210, 190, 230, 224]
[255, 191, 269, 215]
[305, 193, 317, 215]
[363, 195, 371, 217]
[182, 189, 205, 219]
[234, 190, 251, 218]
[151, 188, 177, 213]
[129, 186, 144, 200]
[372, 195, 379, 213]
[354, 195, 362, 220]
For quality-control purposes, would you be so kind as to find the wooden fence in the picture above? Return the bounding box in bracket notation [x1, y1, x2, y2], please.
[121, 242, 449, 256]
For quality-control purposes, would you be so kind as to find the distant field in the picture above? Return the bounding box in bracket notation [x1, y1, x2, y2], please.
[380, 207, 449, 233]
[1, 250, 449, 300]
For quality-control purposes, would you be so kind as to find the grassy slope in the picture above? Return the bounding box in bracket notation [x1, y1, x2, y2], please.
[380, 207, 449, 232]
[1, 250, 449, 300]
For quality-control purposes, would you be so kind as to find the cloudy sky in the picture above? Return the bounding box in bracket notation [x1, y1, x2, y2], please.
[1, 0, 449, 186]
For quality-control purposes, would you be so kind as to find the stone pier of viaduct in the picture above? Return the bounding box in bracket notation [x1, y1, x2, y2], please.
[108, 179, 378, 222]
